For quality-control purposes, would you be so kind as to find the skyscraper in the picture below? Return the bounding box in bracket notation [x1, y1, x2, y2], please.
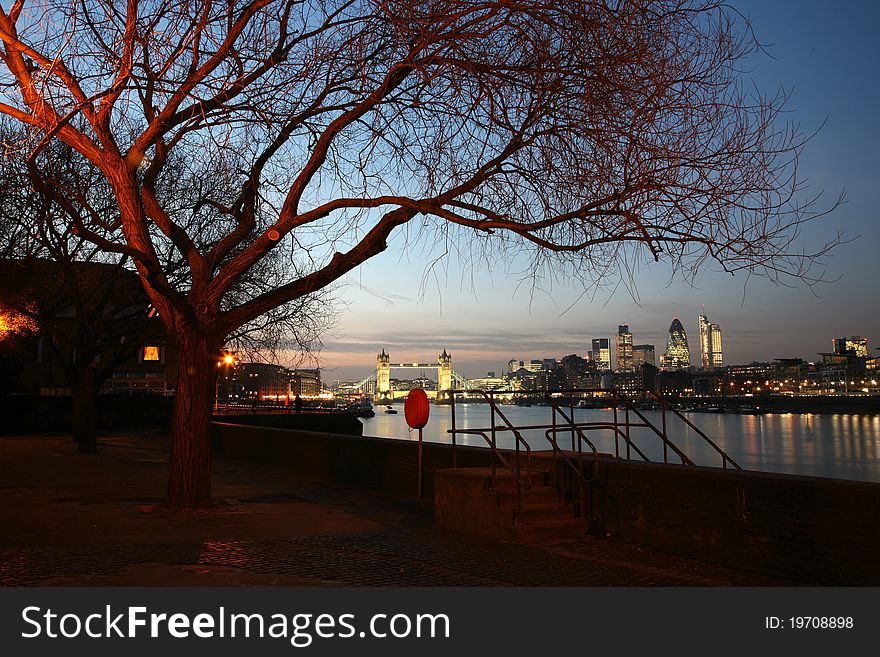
[591, 338, 611, 371]
[711, 324, 723, 368]
[616, 324, 633, 372]
[699, 314, 712, 369]
[664, 318, 691, 369]
[633, 344, 656, 368]
[699, 313, 723, 369]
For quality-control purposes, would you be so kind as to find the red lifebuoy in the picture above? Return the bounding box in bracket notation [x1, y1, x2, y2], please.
[404, 388, 430, 429]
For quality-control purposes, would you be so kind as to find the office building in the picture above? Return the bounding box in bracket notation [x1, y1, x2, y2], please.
[633, 344, 656, 368]
[590, 338, 611, 371]
[699, 313, 723, 369]
[616, 324, 634, 372]
[833, 336, 868, 358]
[711, 324, 723, 368]
[664, 317, 691, 370]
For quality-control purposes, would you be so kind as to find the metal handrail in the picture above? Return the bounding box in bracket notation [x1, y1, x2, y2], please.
[453, 420, 652, 463]
[533, 387, 741, 470]
[448, 390, 533, 522]
[446, 386, 742, 528]
[567, 420, 653, 462]
[450, 428, 524, 503]
[474, 390, 532, 473]
[543, 407, 613, 526]
[548, 405, 600, 478]
[646, 391, 742, 470]
[612, 398, 696, 466]
[451, 429, 510, 468]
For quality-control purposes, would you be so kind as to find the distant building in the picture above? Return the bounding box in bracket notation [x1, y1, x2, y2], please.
[833, 336, 868, 358]
[711, 324, 723, 368]
[633, 344, 656, 368]
[524, 359, 544, 373]
[290, 368, 321, 396]
[468, 375, 506, 391]
[220, 362, 290, 401]
[699, 313, 723, 369]
[664, 317, 691, 370]
[616, 324, 633, 372]
[699, 314, 711, 368]
[505, 366, 539, 391]
[590, 338, 611, 371]
[657, 368, 695, 396]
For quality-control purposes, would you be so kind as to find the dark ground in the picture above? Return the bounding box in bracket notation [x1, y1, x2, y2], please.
[0, 431, 796, 587]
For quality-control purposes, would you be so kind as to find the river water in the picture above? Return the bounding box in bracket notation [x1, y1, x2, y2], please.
[359, 404, 880, 484]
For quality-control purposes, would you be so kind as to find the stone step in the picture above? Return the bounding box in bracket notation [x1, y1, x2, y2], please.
[487, 469, 551, 492]
[495, 485, 561, 506]
[513, 501, 578, 524]
[505, 517, 589, 543]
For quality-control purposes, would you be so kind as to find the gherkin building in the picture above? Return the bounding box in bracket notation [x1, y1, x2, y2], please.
[665, 318, 691, 369]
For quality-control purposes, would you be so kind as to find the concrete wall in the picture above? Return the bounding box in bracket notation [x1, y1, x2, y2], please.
[218, 412, 363, 436]
[212, 422, 496, 499]
[584, 458, 880, 585]
[212, 422, 880, 584]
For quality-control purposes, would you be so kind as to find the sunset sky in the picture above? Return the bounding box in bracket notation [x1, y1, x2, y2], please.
[316, 0, 880, 382]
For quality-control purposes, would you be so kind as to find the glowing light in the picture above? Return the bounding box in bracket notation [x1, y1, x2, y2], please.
[142, 345, 161, 361]
[0, 306, 38, 340]
[216, 350, 237, 368]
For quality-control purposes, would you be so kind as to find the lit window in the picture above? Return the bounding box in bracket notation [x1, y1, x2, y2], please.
[143, 346, 161, 361]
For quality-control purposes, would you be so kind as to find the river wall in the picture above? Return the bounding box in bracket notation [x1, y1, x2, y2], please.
[583, 459, 880, 585]
[212, 422, 880, 585]
[677, 395, 880, 414]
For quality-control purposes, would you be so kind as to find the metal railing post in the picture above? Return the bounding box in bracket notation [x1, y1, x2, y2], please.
[451, 390, 457, 470]
[661, 402, 668, 464]
[490, 395, 497, 490]
[613, 401, 623, 459]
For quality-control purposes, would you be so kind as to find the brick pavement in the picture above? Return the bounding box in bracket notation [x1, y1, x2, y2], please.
[0, 432, 795, 587]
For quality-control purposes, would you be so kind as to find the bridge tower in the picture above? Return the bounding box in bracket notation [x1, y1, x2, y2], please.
[437, 349, 453, 403]
[376, 349, 392, 402]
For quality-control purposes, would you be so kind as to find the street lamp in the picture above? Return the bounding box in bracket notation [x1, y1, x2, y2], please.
[214, 350, 238, 413]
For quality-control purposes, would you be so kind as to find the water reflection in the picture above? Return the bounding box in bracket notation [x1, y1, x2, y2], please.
[361, 405, 880, 483]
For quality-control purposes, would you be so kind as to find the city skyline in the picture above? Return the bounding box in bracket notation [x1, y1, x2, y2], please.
[314, 1, 880, 381]
[318, 310, 874, 382]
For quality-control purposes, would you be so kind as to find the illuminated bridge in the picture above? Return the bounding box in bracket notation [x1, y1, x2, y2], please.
[363, 349, 469, 402]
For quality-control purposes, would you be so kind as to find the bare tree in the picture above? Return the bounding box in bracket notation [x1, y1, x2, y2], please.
[0, 0, 839, 508]
[0, 130, 156, 452]
[0, 126, 331, 451]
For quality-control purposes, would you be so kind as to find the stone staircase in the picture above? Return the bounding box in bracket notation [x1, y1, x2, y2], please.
[434, 465, 590, 543]
[493, 468, 589, 542]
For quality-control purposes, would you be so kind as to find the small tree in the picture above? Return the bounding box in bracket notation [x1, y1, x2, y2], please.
[0, 257, 162, 451]
[0, 0, 839, 508]
[0, 131, 161, 451]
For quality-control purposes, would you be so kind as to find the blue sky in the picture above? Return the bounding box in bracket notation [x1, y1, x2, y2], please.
[316, 0, 880, 382]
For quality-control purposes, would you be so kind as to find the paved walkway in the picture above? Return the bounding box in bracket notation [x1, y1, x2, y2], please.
[0, 431, 794, 587]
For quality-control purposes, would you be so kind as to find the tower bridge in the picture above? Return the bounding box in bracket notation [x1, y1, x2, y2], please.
[375, 349, 465, 403]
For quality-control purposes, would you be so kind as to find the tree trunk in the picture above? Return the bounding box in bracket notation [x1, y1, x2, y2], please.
[72, 365, 98, 454]
[165, 333, 218, 510]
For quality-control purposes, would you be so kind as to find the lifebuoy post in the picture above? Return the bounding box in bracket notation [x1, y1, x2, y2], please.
[404, 389, 430, 498]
